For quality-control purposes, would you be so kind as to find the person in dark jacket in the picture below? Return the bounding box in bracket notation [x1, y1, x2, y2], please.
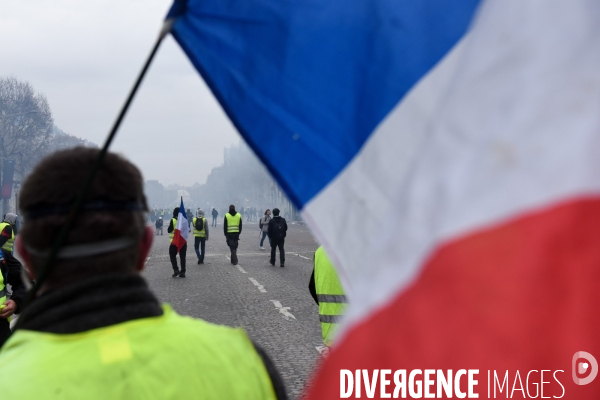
[211, 208, 218, 227]
[223, 205, 242, 265]
[268, 208, 287, 268]
[0, 213, 27, 347]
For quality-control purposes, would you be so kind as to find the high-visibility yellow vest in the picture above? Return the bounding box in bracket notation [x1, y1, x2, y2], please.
[314, 246, 346, 347]
[225, 213, 241, 233]
[0, 268, 6, 309]
[169, 218, 177, 243]
[0, 305, 276, 400]
[192, 217, 206, 238]
[0, 222, 14, 252]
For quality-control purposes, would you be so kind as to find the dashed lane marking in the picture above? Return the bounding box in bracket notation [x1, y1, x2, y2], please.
[249, 278, 267, 293]
[269, 300, 296, 320]
[151, 252, 311, 259]
[236, 265, 247, 274]
[315, 345, 329, 357]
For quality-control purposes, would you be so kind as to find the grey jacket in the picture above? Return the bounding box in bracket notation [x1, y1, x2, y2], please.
[260, 215, 271, 232]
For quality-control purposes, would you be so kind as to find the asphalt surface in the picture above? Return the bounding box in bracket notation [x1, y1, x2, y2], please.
[143, 219, 323, 399]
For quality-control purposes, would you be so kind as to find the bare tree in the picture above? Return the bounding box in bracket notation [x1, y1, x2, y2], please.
[0, 76, 54, 180]
[51, 126, 98, 152]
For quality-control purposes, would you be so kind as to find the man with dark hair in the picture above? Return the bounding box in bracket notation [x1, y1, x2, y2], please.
[268, 208, 288, 268]
[224, 204, 242, 265]
[0, 212, 27, 347]
[0, 148, 285, 399]
[167, 207, 187, 277]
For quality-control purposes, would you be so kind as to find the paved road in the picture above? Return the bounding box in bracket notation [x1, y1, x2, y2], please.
[143, 219, 322, 399]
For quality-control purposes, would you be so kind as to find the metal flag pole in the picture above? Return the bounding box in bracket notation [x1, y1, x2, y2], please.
[19, 19, 176, 310]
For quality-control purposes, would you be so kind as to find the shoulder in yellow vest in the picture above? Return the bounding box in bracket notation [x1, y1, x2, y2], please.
[0, 222, 15, 252]
[0, 305, 276, 399]
[169, 218, 177, 242]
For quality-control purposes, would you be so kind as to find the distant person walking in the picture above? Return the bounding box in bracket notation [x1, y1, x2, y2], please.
[212, 207, 218, 227]
[268, 208, 287, 268]
[168, 207, 187, 278]
[155, 217, 163, 235]
[259, 209, 271, 250]
[224, 204, 242, 265]
[192, 210, 209, 264]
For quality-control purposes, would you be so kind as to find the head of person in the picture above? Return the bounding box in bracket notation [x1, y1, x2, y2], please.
[229, 204, 236, 213]
[3, 213, 18, 226]
[264, 209, 270, 216]
[16, 147, 152, 292]
[272, 208, 280, 216]
[198, 210, 204, 217]
[172, 207, 179, 218]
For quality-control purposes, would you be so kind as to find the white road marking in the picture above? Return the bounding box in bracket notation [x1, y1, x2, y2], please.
[269, 300, 296, 320]
[249, 278, 267, 293]
[236, 265, 247, 274]
[145, 257, 150, 266]
[294, 253, 311, 260]
[315, 345, 330, 357]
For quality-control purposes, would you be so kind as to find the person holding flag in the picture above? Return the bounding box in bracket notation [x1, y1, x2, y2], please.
[168, 198, 190, 278]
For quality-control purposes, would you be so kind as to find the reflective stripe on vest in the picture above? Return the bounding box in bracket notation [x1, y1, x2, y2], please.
[0, 305, 277, 399]
[192, 217, 206, 238]
[225, 213, 241, 233]
[0, 222, 14, 252]
[169, 218, 177, 242]
[314, 246, 346, 346]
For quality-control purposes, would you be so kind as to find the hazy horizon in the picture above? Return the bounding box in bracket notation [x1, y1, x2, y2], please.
[0, 0, 244, 186]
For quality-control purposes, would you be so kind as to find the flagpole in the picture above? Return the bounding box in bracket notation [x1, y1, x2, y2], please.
[20, 19, 176, 309]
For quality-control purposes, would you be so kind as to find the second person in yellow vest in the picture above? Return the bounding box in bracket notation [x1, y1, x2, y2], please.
[224, 204, 242, 265]
[192, 210, 209, 264]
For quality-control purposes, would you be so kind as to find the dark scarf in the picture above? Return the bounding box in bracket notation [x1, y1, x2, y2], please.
[16, 273, 163, 334]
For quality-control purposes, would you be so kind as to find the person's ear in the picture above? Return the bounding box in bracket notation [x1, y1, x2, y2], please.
[136, 226, 154, 272]
[15, 236, 36, 280]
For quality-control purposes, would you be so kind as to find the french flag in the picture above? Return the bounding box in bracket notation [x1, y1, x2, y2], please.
[172, 197, 189, 252]
[167, 0, 600, 397]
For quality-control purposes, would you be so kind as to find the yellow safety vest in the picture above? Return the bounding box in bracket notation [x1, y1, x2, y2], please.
[192, 217, 206, 238]
[169, 218, 177, 243]
[314, 246, 346, 346]
[0, 268, 6, 308]
[225, 213, 241, 233]
[0, 222, 14, 252]
[0, 305, 276, 400]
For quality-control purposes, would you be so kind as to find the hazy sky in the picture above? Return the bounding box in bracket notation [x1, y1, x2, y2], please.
[0, 0, 242, 186]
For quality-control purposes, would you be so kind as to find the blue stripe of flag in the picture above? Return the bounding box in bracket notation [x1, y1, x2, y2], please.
[167, 0, 481, 208]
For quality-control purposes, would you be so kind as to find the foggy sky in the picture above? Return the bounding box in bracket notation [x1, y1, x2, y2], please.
[0, 0, 241, 186]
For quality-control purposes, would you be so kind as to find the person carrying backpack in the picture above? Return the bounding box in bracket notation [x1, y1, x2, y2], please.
[267, 208, 287, 268]
[192, 210, 209, 264]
